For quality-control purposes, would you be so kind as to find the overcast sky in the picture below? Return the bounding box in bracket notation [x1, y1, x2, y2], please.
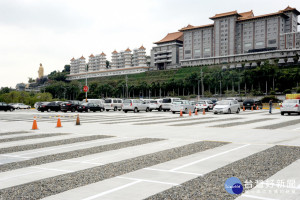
[0, 0, 299, 88]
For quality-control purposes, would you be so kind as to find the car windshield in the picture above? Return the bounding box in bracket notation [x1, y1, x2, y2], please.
[217, 101, 230, 105]
[163, 99, 171, 103]
[283, 99, 298, 103]
[104, 99, 112, 103]
[150, 101, 157, 103]
[124, 100, 131, 103]
[244, 99, 254, 103]
[198, 101, 205, 104]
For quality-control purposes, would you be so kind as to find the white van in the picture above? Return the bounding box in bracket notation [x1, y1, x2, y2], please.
[162, 97, 181, 112]
[104, 98, 123, 111]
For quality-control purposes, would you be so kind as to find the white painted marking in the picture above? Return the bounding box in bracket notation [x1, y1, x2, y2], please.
[144, 168, 203, 176]
[117, 176, 179, 186]
[61, 160, 104, 165]
[81, 180, 141, 200]
[242, 194, 279, 200]
[0, 154, 32, 159]
[0, 170, 44, 181]
[29, 166, 74, 173]
[171, 144, 250, 171]
[15, 137, 125, 156]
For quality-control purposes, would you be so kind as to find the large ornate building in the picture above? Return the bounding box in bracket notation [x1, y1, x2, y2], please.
[68, 46, 148, 80]
[151, 6, 300, 69]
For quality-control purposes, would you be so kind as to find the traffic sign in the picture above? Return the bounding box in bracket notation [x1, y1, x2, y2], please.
[83, 86, 89, 92]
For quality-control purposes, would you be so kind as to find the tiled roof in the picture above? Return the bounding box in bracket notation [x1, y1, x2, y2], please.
[139, 45, 146, 50]
[179, 24, 214, 31]
[238, 10, 254, 20]
[280, 6, 300, 15]
[210, 10, 240, 19]
[125, 48, 131, 52]
[238, 11, 288, 21]
[89, 54, 94, 57]
[100, 52, 106, 56]
[80, 55, 85, 59]
[112, 50, 118, 54]
[70, 57, 75, 61]
[154, 32, 183, 44]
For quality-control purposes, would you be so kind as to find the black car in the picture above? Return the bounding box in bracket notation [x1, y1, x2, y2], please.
[243, 99, 263, 110]
[77, 103, 104, 112]
[38, 102, 62, 112]
[0, 102, 15, 112]
[60, 100, 81, 112]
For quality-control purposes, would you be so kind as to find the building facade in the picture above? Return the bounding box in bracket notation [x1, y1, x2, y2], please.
[179, 6, 300, 66]
[150, 32, 183, 70]
[68, 46, 149, 80]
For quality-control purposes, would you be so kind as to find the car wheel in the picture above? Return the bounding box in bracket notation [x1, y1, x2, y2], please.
[124, 110, 128, 113]
[228, 108, 231, 114]
[134, 108, 138, 113]
[17, 107, 20, 110]
[47, 108, 51, 112]
[288, 113, 291, 115]
[172, 111, 175, 114]
[146, 107, 149, 112]
[281, 112, 284, 115]
[41, 110, 44, 112]
[10, 108, 14, 112]
[150, 109, 153, 112]
[236, 108, 240, 114]
[205, 108, 209, 112]
[163, 110, 166, 112]
[106, 109, 109, 112]
[114, 107, 117, 111]
[63, 111, 67, 113]
[4, 110, 7, 112]
[214, 112, 217, 114]
[100, 108, 103, 112]
[158, 106, 162, 111]
[71, 108, 76, 112]
[184, 108, 188, 114]
[87, 109, 90, 112]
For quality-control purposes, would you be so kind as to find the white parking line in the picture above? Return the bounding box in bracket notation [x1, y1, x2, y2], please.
[117, 176, 179, 186]
[0, 170, 44, 181]
[242, 194, 279, 200]
[29, 166, 74, 173]
[62, 160, 104, 165]
[0, 154, 32, 159]
[144, 168, 203, 176]
[171, 144, 250, 171]
[15, 137, 125, 156]
[81, 180, 142, 200]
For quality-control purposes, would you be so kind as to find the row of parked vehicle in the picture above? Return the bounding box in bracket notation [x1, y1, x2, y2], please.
[0, 102, 32, 112]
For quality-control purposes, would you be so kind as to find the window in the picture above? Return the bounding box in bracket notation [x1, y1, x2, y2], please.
[204, 48, 210, 52]
[256, 41, 264, 46]
[244, 43, 251, 47]
[185, 50, 191, 54]
[268, 39, 276, 44]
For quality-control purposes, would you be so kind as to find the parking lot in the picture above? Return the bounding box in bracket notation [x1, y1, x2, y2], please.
[0, 109, 300, 200]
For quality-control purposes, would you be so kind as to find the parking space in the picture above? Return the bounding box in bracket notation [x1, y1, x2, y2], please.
[0, 109, 299, 199]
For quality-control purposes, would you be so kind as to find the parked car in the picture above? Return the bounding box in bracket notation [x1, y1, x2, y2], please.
[122, 99, 150, 113]
[196, 100, 214, 111]
[243, 99, 263, 110]
[280, 99, 300, 115]
[60, 100, 81, 112]
[77, 103, 103, 112]
[0, 102, 15, 112]
[34, 102, 50, 110]
[142, 99, 159, 111]
[170, 100, 195, 114]
[11, 103, 31, 109]
[209, 98, 218, 108]
[38, 102, 62, 112]
[104, 98, 123, 111]
[213, 100, 240, 114]
[162, 98, 181, 112]
[150, 99, 163, 111]
[226, 97, 243, 107]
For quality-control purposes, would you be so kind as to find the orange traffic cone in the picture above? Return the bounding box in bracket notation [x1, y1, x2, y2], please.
[180, 110, 183, 117]
[76, 114, 80, 125]
[195, 109, 198, 115]
[256, 105, 259, 110]
[32, 116, 38, 130]
[251, 106, 253, 111]
[189, 109, 192, 116]
[203, 108, 206, 115]
[56, 115, 62, 128]
[243, 106, 245, 111]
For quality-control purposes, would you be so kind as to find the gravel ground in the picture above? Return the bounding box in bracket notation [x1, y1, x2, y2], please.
[0, 135, 113, 154]
[0, 133, 69, 143]
[145, 145, 300, 200]
[132, 117, 215, 125]
[0, 138, 163, 173]
[255, 119, 300, 129]
[170, 117, 241, 127]
[0, 141, 227, 200]
[209, 118, 274, 128]
[0, 131, 31, 136]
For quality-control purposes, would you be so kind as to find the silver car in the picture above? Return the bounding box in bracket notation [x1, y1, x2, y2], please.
[213, 100, 240, 114]
[170, 100, 195, 114]
[122, 99, 150, 113]
[280, 99, 300, 115]
[104, 98, 123, 111]
[162, 98, 181, 112]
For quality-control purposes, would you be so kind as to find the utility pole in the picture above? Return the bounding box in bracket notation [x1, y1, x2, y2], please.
[125, 75, 128, 98]
[197, 79, 200, 100]
[201, 68, 204, 97]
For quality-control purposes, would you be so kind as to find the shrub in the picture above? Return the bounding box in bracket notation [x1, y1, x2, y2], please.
[260, 95, 279, 103]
